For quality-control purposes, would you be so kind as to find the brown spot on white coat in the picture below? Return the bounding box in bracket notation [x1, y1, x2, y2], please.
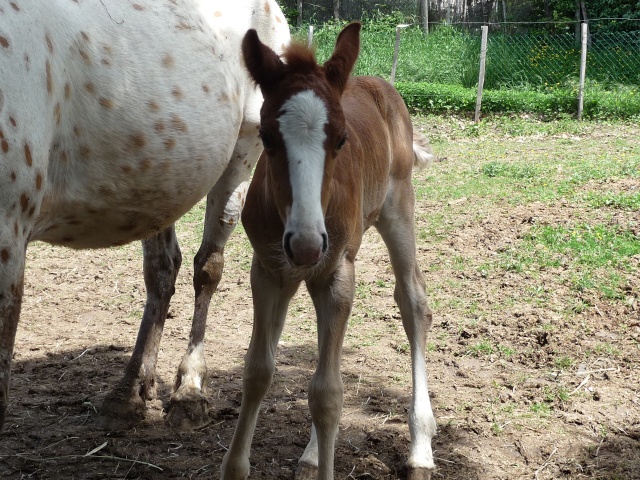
[98, 97, 113, 108]
[45, 33, 53, 53]
[24, 144, 32, 166]
[46, 60, 52, 94]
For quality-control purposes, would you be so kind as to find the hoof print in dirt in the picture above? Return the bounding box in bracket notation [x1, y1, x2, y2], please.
[165, 395, 211, 430]
[294, 461, 318, 480]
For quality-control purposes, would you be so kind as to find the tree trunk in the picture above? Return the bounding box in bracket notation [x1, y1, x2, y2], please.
[333, 0, 340, 21]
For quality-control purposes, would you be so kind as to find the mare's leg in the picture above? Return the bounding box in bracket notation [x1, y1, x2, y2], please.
[375, 179, 436, 480]
[1, 137, 49, 428]
[296, 258, 356, 480]
[221, 256, 299, 480]
[166, 126, 262, 429]
[100, 226, 182, 429]
[0, 236, 27, 430]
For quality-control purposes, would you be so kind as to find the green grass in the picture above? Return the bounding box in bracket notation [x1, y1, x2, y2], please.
[304, 19, 640, 118]
[584, 191, 640, 210]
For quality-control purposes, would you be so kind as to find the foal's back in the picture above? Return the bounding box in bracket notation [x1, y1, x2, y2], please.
[327, 75, 416, 232]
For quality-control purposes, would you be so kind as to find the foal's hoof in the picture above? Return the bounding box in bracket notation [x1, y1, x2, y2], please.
[165, 391, 210, 430]
[295, 461, 318, 480]
[97, 388, 146, 430]
[407, 466, 434, 480]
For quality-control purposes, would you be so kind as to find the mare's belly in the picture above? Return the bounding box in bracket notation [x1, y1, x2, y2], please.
[33, 130, 238, 248]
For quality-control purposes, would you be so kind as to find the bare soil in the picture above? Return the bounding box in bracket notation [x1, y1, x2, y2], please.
[1, 120, 639, 480]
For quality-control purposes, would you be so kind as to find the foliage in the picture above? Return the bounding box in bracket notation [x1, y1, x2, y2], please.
[395, 83, 592, 118]
[304, 13, 640, 118]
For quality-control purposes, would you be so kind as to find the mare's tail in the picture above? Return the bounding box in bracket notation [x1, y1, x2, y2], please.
[413, 127, 436, 172]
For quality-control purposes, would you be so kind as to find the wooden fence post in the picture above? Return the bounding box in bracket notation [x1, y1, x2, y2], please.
[577, 22, 588, 121]
[421, 0, 429, 33]
[390, 24, 409, 85]
[308, 25, 314, 47]
[474, 25, 489, 123]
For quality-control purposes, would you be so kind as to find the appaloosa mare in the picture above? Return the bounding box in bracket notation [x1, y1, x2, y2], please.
[0, 0, 289, 430]
[221, 22, 436, 480]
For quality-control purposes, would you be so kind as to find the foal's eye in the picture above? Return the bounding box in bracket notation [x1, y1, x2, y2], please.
[336, 135, 347, 151]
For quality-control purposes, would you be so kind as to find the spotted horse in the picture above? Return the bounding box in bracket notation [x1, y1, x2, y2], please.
[221, 22, 437, 480]
[0, 0, 290, 431]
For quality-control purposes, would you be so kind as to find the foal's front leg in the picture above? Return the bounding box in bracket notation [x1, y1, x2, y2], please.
[221, 257, 299, 480]
[100, 226, 182, 429]
[297, 258, 356, 480]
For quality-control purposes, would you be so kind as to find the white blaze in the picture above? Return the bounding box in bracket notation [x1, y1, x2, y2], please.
[277, 90, 328, 235]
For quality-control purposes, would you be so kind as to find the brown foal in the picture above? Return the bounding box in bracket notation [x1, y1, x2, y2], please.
[221, 22, 437, 480]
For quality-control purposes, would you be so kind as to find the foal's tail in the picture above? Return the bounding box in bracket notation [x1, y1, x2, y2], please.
[412, 127, 436, 172]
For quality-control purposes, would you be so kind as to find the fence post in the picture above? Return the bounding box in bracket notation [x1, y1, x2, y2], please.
[474, 25, 489, 123]
[390, 24, 410, 85]
[577, 22, 588, 121]
[308, 25, 314, 47]
[421, 0, 429, 33]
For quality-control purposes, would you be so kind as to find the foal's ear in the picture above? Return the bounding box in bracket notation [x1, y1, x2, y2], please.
[323, 22, 361, 95]
[242, 29, 285, 91]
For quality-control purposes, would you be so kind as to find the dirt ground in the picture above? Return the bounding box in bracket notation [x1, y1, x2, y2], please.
[1, 120, 639, 480]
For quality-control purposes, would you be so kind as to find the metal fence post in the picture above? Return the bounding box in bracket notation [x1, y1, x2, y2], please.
[474, 25, 489, 123]
[577, 22, 588, 121]
[390, 24, 410, 85]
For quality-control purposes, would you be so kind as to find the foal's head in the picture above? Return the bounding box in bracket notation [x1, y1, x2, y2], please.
[242, 22, 361, 267]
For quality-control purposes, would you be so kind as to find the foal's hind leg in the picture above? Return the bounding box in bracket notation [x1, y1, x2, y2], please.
[166, 127, 262, 429]
[375, 180, 436, 480]
[100, 226, 182, 429]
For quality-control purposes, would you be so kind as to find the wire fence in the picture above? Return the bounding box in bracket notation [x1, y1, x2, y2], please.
[305, 20, 640, 91]
[474, 29, 640, 90]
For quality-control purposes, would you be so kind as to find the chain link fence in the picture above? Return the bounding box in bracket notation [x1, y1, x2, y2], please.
[469, 28, 640, 90]
[279, 0, 419, 25]
[305, 18, 640, 91]
[282, 3, 639, 116]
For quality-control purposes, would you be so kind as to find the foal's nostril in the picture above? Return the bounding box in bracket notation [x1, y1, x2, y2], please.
[283, 232, 294, 260]
[321, 233, 328, 253]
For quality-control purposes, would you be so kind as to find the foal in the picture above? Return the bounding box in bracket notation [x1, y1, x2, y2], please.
[221, 23, 436, 480]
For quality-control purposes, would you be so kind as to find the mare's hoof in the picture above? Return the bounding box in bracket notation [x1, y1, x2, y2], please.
[407, 466, 434, 480]
[97, 387, 146, 430]
[295, 461, 318, 480]
[165, 392, 210, 430]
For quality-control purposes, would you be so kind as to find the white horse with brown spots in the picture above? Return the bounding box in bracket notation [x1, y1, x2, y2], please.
[0, 0, 289, 430]
[221, 22, 436, 480]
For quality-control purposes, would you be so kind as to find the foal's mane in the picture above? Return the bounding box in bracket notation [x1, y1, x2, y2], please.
[283, 41, 320, 74]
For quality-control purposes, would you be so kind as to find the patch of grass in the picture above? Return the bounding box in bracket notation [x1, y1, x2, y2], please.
[584, 191, 640, 210]
[500, 222, 640, 298]
[497, 344, 516, 358]
[467, 339, 494, 357]
[530, 402, 552, 416]
[481, 161, 542, 180]
[531, 224, 640, 268]
[554, 356, 574, 370]
[593, 343, 622, 357]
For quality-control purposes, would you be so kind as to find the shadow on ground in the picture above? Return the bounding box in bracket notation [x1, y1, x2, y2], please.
[0, 343, 485, 479]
